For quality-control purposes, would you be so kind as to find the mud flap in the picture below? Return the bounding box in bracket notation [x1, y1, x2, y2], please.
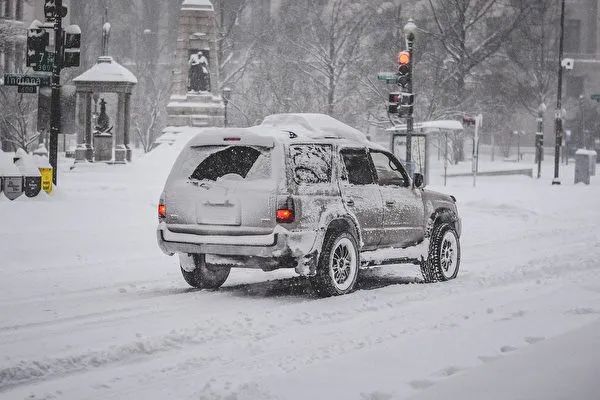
[295, 250, 318, 276]
[179, 253, 197, 272]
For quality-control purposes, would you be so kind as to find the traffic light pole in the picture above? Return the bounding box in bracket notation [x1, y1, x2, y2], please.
[405, 39, 414, 177]
[553, 0, 566, 185]
[49, 0, 63, 185]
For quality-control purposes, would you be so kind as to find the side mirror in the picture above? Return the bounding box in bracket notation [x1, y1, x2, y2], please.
[413, 172, 425, 189]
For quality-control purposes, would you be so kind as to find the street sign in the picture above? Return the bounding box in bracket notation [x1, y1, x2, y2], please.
[3, 74, 51, 87]
[18, 84, 38, 94]
[592, 94, 600, 102]
[33, 52, 55, 72]
[377, 72, 397, 84]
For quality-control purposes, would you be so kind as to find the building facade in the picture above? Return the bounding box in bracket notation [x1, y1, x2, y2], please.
[563, 0, 600, 151]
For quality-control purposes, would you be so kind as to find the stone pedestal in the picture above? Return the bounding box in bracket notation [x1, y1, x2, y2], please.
[94, 134, 113, 162]
[167, 0, 224, 128]
[167, 93, 225, 127]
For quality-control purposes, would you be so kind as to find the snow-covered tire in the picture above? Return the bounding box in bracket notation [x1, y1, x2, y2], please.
[310, 230, 359, 297]
[421, 223, 461, 283]
[180, 254, 230, 289]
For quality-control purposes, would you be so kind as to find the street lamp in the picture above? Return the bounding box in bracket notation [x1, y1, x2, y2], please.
[553, 0, 566, 185]
[222, 87, 232, 128]
[403, 18, 417, 176]
[536, 102, 546, 178]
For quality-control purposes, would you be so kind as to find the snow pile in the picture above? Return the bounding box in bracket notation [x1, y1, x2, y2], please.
[0, 151, 20, 176]
[14, 149, 41, 177]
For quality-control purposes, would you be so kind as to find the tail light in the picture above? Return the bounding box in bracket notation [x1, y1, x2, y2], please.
[158, 203, 166, 219]
[276, 197, 295, 223]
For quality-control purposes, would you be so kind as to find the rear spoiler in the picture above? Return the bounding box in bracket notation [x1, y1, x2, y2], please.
[189, 134, 275, 148]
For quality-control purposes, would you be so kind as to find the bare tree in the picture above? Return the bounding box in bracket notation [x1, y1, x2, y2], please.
[0, 90, 39, 152]
[505, 0, 559, 115]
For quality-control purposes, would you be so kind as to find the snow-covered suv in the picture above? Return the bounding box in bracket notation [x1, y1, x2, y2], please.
[157, 114, 461, 296]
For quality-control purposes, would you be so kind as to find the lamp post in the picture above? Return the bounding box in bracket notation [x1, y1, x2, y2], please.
[222, 87, 232, 128]
[579, 95, 587, 149]
[536, 102, 546, 178]
[553, 0, 566, 185]
[403, 18, 417, 177]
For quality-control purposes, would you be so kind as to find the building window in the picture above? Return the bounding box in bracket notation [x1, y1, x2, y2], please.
[565, 19, 581, 54]
[4, 0, 13, 20]
[15, 0, 22, 21]
[567, 75, 584, 99]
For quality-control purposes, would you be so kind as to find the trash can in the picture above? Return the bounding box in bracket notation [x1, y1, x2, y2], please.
[14, 149, 42, 198]
[0, 152, 24, 200]
[34, 155, 53, 194]
[575, 149, 595, 185]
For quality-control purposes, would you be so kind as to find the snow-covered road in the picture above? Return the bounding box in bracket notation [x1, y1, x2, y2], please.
[1, 146, 599, 400]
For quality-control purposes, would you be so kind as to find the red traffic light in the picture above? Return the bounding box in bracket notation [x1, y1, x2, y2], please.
[462, 116, 476, 126]
[398, 51, 410, 65]
[389, 93, 400, 103]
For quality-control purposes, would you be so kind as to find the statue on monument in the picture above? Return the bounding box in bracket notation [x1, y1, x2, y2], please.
[188, 50, 211, 92]
[94, 98, 113, 135]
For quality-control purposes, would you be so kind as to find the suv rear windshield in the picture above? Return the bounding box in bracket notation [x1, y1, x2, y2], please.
[186, 145, 272, 182]
[289, 144, 332, 184]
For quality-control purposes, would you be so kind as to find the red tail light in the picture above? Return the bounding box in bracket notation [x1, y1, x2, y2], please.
[276, 208, 295, 223]
[158, 203, 166, 219]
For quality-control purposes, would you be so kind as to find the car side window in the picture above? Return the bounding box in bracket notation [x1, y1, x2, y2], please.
[340, 150, 375, 185]
[370, 151, 408, 187]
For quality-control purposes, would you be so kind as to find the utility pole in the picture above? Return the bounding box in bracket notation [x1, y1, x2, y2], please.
[553, 0, 566, 185]
[49, 0, 64, 186]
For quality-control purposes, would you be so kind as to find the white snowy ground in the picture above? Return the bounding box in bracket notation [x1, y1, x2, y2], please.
[1, 140, 599, 400]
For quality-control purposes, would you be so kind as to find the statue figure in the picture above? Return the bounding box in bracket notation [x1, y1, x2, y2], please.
[188, 51, 210, 92]
[94, 98, 113, 135]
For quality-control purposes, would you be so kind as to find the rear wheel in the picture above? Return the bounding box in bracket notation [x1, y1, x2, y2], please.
[180, 254, 231, 289]
[310, 231, 359, 297]
[421, 223, 461, 283]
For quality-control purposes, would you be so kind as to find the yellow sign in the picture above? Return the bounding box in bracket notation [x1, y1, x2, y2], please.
[39, 167, 53, 194]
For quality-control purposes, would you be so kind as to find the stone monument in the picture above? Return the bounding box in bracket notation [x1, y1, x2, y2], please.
[167, 0, 225, 127]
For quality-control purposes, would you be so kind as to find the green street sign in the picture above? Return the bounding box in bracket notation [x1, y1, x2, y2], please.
[592, 94, 600, 102]
[3, 73, 51, 87]
[377, 72, 398, 84]
[33, 52, 55, 72]
[18, 84, 38, 94]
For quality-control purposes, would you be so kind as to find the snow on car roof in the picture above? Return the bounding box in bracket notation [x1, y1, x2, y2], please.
[165, 114, 377, 149]
[261, 113, 369, 143]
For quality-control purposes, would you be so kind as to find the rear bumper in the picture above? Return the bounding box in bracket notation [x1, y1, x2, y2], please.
[156, 222, 317, 260]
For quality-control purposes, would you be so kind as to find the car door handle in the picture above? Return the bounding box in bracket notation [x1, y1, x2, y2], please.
[346, 199, 355, 206]
[385, 200, 396, 207]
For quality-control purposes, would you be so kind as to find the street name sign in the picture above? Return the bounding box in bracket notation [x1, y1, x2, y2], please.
[3, 74, 51, 87]
[592, 94, 600, 102]
[33, 52, 55, 72]
[377, 72, 398, 84]
[18, 84, 38, 94]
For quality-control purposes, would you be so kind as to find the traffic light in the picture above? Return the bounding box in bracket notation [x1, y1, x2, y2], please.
[26, 28, 49, 67]
[398, 92, 414, 118]
[462, 116, 476, 127]
[388, 92, 400, 114]
[397, 51, 411, 88]
[44, 0, 68, 21]
[63, 25, 81, 67]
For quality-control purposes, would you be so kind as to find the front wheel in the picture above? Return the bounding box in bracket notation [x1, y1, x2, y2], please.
[310, 231, 359, 297]
[421, 223, 461, 283]
[180, 254, 230, 289]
